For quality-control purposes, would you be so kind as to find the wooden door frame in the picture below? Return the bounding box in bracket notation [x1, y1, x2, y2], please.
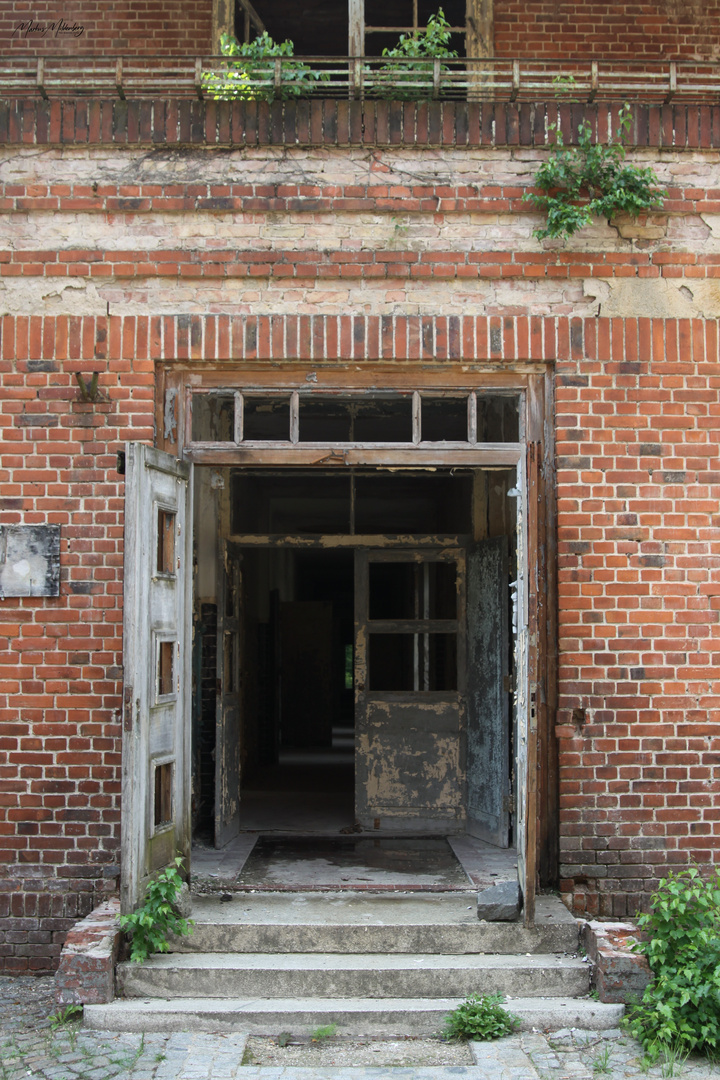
[156, 362, 557, 917]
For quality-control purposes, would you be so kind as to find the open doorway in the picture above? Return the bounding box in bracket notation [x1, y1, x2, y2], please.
[236, 546, 356, 832]
[191, 464, 518, 846]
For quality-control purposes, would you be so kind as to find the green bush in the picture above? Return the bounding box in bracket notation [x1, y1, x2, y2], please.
[524, 103, 664, 240]
[443, 993, 519, 1041]
[202, 32, 328, 102]
[369, 8, 457, 100]
[119, 856, 194, 963]
[623, 867, 720, 1058]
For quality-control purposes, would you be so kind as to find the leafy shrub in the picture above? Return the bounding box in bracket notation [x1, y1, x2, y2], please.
[119, 856, 194, 963]
[202, 32, 328, 102]
[524, 103, 664, 240]
[443, 993, 519, 1041]
[369, 8, 458, 100]
[623, 867, 720, 1058]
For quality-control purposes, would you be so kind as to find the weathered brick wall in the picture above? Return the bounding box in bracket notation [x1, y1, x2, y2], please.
[0, 317, 153, 972]
[495, 1, 720, 60]
[1, 0, 212, 55]
[0, 116, 719, 966]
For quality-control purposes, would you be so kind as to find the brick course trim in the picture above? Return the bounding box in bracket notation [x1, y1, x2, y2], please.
[4, 249, 720, 282]
[2, 98, 720, 150]
[2, 314, 718, 364]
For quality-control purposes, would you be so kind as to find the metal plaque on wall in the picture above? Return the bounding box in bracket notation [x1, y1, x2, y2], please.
[0, 525, 61, 597]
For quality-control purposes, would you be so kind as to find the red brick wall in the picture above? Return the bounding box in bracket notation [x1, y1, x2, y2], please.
[1, 311, 719, 966]
[1, 102, 719, 965]
[0, 318, 153, 972]
[495, 1, 720, 60]
[1, 0, 212, 55]
[555, 317, 720, 918]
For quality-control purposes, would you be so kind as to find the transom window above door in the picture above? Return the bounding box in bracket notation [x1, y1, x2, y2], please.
[189, 390, 519, 446]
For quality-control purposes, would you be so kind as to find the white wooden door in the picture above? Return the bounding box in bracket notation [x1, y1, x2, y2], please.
[121, 444, 193, 913]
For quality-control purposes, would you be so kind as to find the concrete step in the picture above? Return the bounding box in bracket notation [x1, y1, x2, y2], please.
[175, 892, 579, 956]
[118, 952, 590, 1001]
[86, 995, 622, 1036]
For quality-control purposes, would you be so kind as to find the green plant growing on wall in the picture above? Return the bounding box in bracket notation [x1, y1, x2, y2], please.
[443, 993, 519, 1041]
[623, 867, 720, 1060]
[524, 103, 664, 240]
[119, 856, 194, 963]
[369, 8, 458, 100]
[202, 32, 328, 102]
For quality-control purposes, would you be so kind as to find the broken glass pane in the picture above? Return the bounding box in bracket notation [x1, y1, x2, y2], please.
[421, 397, 468, 442]
[243, 396, 291, 441]
[191, 393, 235, 442]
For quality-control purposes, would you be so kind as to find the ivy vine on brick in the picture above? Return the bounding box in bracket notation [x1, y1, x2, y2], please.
[525, 104, 665, 241]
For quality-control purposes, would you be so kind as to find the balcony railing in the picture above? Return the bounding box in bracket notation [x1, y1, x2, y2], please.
[1, 55, 719, 103]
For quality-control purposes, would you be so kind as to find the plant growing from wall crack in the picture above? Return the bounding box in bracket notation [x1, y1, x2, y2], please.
[119, 856, 194, 963]
[524, 104, 664, 240]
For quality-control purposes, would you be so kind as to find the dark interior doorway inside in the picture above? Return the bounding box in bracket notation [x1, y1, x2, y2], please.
[239, 547, 356, 832]
[191, 464, 517, 846]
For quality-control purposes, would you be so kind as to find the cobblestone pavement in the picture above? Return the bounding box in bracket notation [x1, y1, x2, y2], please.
[2, 976, 720, 1079]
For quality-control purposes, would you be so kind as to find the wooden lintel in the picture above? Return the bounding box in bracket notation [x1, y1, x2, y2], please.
[185, 446, 522, 467]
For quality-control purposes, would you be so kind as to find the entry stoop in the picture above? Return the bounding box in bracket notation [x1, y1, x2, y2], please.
[84, 892, 623, 1034]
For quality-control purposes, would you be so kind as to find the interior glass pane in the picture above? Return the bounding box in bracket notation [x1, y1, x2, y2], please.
[368, 632, 457, 691]
[154, 762, 173, 828]
[368, 633, 415, 690]
[156, 510, 175, 575]
[191, 393, 235, 442]
[369, 563, 417, 619]
[421, 397, 468, 442]
[477, 395, 520, 442]
[369, 561, 457, 619]
[243, 396, 291, 441]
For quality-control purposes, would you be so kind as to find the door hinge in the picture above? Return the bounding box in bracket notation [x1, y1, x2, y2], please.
[503, 674, 512, 693]
[503, 793, 515, 815]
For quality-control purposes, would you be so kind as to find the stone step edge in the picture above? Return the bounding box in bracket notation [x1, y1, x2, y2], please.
[118, 952, 586, 969]
[85, 996, 623, 1034]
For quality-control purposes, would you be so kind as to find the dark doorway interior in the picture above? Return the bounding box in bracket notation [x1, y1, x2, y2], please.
[192, 465, 517, 844]
[239, 548, 356, 831]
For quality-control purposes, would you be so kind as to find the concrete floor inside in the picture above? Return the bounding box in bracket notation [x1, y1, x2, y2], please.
[191, 830, 517, 893]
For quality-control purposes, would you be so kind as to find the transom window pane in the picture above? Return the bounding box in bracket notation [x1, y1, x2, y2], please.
[244, 396, 291, 441]
[191, 393, 235, 442]
[421, 397, 468, 441]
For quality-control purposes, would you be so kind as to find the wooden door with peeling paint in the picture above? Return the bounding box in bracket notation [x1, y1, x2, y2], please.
[121, 443, 193, 913]
[215, 541, 242, 848]
[354, 549, 466, 830]
[466, 535, 510, 847]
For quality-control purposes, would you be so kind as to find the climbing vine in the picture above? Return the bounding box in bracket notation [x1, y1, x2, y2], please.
[524, 104, 664, 241]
